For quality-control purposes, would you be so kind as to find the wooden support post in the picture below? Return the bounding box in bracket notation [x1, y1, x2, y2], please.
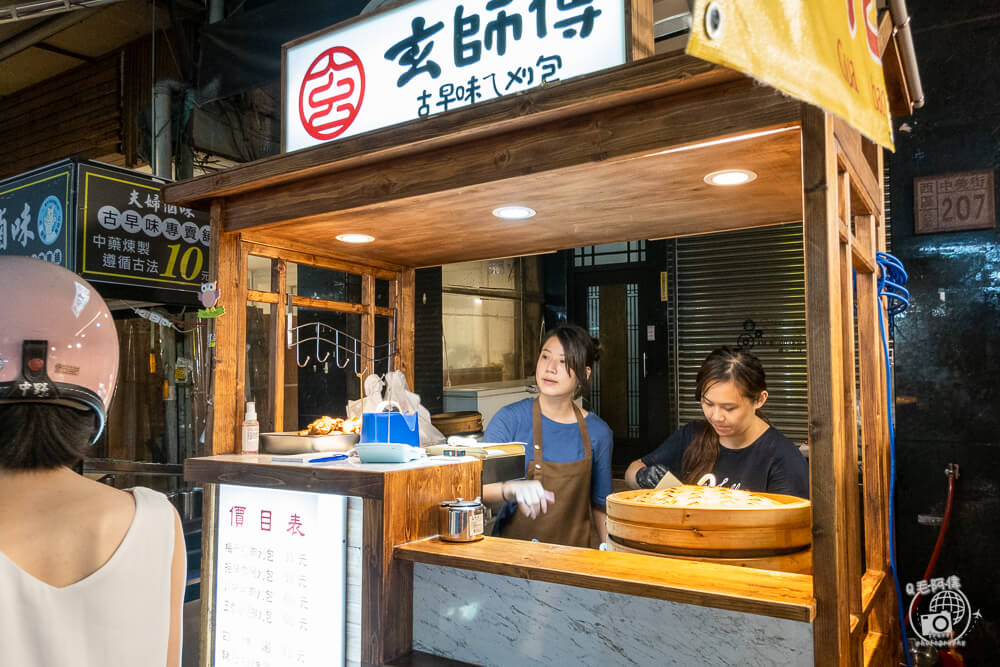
[837, 169, 864, 666]
[362, 274, 376, 373]
[626, 0, 654, 61]
[210, 200, 242, 455]
[234, 244, 250, 445]
[198, 483, 219, 667]
[802, 104, 851, 665]
[395, 268, 416, 390]
[270, 259, 287, 431]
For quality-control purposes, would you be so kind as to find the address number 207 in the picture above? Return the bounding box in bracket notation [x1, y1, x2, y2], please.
[162, 243, 205, 281]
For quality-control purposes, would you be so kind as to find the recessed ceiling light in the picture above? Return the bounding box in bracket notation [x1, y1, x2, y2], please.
[704, 169, 757, 186]
[336, 233, 375, 243]
[492, 206, 536, 220]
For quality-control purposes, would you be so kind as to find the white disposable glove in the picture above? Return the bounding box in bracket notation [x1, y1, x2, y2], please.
[502, 480, 556, 520]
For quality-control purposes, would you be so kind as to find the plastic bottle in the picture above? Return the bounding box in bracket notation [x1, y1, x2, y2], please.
[242, 401, 260, 454]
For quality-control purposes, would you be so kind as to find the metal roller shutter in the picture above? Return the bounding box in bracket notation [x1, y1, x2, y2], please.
[673, 223, 808, 443]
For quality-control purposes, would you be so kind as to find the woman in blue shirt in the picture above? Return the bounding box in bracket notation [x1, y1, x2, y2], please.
[482, 323, 614, 547]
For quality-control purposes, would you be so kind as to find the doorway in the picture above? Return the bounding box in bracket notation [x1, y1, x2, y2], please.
[571, 265, 656, 472]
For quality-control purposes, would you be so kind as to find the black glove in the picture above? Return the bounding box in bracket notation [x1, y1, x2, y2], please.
[635, 464, 669, 489]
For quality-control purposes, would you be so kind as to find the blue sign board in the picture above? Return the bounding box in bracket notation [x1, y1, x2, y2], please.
[0, 163, 74, 268]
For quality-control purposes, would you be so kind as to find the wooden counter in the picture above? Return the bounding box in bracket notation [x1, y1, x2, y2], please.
[188, 454, 481, 667]
[396, 536, 814, 622]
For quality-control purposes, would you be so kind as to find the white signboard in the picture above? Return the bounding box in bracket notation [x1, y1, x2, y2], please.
[284, 0, 626, 151]
[215, 485, 346, 667]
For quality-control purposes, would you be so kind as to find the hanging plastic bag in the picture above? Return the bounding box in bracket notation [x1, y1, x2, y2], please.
[346, 374, 385, 418]
[383, 370, 445, 446]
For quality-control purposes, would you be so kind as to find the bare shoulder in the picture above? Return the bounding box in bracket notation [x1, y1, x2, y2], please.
[81, 475, 138, 514]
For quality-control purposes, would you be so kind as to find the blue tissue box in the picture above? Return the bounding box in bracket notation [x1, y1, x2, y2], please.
[360, 411, 420, 447]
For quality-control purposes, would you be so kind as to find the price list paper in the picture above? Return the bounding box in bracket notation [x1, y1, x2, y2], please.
[215, 485, 346, 666]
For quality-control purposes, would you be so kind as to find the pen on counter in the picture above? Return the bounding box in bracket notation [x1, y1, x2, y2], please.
[271, 452, 351, 464]
[309, 453, 350, 464]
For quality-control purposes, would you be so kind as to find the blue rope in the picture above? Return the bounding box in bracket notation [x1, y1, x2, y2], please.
[877, 251, 911, 666]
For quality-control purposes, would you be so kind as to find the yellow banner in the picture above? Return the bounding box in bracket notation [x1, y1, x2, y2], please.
[686, 0, 894, 150]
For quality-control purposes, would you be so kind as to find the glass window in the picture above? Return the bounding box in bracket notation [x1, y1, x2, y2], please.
[375, 279, 391, 308]
[574, 240, 647, 267]
[440, 257, 545, 387]
[285, 307, 363, 430]
[442, 259, 518, 293]
[245, 302, 275, 433]
[247, 255, 273, 292]
[443, 294, 517, 385]
[375, 315, 394, 377]
[288, 262, 362, 303]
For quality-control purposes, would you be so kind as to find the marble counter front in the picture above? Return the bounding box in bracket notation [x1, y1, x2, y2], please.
[412, 564, 813, 666]
[397, 537, 815, 666]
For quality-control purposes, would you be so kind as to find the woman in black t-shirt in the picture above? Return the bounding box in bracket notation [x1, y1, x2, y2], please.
[625, 347, 809, 498]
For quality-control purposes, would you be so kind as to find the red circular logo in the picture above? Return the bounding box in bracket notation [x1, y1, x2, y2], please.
[28, 358, 44, 372]
[299, 46, 366, 142]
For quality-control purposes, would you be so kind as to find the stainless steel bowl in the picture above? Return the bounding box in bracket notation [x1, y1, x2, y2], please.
[439, 498, 485, 542]
[260, 431, 360, 454]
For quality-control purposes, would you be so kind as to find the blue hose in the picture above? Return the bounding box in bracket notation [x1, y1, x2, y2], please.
[876, 251, 911, 666]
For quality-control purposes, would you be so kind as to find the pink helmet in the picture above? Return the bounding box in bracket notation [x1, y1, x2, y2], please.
[0, 256, 119, 443]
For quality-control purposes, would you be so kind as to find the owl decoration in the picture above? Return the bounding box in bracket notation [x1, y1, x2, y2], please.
[197, 282, 225, 319]
[199, 281, 221, 308]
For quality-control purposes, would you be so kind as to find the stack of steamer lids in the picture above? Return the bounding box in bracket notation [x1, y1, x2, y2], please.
[604, 485, 812, 574]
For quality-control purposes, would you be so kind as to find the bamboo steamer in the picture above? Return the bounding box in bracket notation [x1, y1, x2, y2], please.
[606, 535, 813, 575]
[605, 486, 811, 569]
[431, 411, 483, 436]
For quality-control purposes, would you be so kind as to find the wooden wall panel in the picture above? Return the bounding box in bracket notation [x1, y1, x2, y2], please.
[0, 54, 120, 180]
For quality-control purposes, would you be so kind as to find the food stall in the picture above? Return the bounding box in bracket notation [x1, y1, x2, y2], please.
[165, 1, 922, 664]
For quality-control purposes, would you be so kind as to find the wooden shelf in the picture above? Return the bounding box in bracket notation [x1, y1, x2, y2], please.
[395, 536, 815, 623]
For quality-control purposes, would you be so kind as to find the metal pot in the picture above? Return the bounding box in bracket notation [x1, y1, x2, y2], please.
[439, 497, 485, 542]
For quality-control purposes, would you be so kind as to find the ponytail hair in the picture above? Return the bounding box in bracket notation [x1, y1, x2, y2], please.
[680, 347, 768, 484]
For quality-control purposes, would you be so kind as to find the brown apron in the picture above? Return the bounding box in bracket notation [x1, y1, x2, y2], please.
[501, 398, 593, 547]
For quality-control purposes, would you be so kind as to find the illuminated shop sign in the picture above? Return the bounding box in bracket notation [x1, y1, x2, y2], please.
[284, 0, 626, 151]
[215, 484, 346, 667]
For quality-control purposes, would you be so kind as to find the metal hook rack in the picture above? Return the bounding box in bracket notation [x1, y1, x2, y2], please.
[286, 316, 395, 374]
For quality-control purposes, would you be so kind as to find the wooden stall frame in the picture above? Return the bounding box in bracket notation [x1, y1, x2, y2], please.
[209, 236, 412, 449]
[802, 106, 897, 666]
[171, 9, 919, 661]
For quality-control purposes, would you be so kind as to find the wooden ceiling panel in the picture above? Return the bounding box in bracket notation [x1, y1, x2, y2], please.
[254, 127, 803, 268]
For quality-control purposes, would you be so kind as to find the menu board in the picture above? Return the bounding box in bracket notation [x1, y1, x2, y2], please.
[0, 163, 74, 267]
[216, 484, 346, 667]
[77, 163, 211, 291]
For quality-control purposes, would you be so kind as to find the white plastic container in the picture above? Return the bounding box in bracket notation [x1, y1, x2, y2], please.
[242, 401, 260, 454]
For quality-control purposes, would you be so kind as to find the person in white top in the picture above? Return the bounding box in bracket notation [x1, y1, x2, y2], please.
[0, 256, 185, 667]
